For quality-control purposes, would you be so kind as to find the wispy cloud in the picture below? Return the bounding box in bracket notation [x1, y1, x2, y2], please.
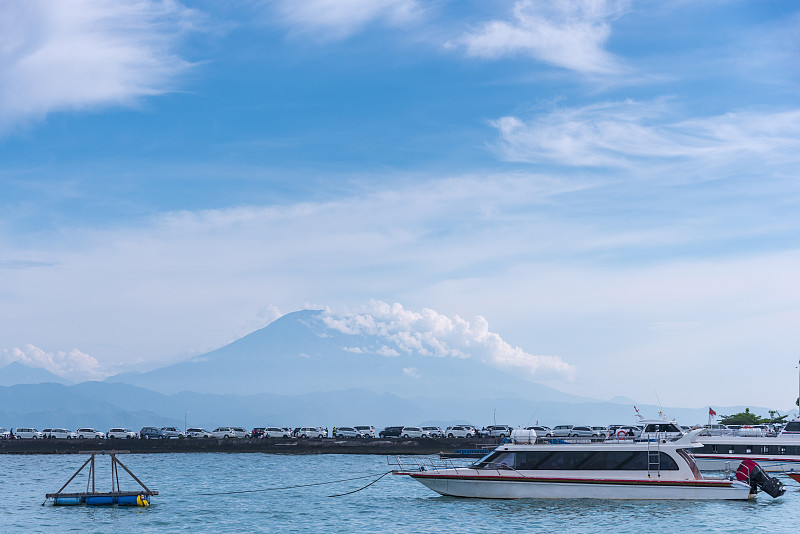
[321, 301, 575, 380]
[0, 0, 199, 132]
[1, 344, 106, 381]
[0, 259, 58, 269]
[491, 100, 800, 171]
[268, 0, 420, 41]
[451, 0, 628, 74]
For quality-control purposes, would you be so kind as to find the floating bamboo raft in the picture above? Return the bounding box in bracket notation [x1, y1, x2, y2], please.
[46, 450, 158, 506]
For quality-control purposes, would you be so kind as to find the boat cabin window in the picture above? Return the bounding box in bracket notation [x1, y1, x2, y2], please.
[476, 450, 679, 471]
[643, 424, 681, 433]
[783, 422, 800, 433]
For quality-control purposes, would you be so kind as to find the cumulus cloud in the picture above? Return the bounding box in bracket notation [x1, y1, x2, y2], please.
[322, 301, 575, 379]
[492, 100, 800, 170]
[269, 0, 420, 41]
[452, 0, 627, 74]
[0, 0, 199, 132]
[1, 344, 106, 381]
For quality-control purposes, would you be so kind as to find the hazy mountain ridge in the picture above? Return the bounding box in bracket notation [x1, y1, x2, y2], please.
[0, 361, 73, 386]
[3, 311, 795, 429]
[0, 380, 784, 431]
[103, 310, 593, 403]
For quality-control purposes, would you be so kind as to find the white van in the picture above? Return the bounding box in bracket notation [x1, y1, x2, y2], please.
[15, 428, 43, 439]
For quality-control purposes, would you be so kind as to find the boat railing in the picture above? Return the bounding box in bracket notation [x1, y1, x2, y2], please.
[389, 455, 478, 473]
[389, 455, 536, 475]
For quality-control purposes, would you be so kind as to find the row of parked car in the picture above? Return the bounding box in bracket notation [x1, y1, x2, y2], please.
[1, 423, 648, 441]
[0, 426, 253, 440]
[375, 425, 520, 439]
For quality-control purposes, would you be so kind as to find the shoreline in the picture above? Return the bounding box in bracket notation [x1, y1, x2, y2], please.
[0, 437, 499, 455]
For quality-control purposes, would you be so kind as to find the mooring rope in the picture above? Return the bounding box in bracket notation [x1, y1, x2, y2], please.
[196, 471, 393, 496]
[327, 471, 392, 497]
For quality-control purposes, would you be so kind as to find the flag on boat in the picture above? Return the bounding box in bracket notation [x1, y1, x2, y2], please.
[709, 407, 717, 416]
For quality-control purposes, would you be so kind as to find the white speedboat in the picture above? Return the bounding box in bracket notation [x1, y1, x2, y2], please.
[694, 420, 800, 472]
[393, 429, 784, 500]
[694, 360, 800, 472]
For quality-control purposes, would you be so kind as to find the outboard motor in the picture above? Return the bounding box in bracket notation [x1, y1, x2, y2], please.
[736, 459, 786, 498]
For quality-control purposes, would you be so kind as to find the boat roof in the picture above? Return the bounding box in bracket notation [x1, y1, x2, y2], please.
[497, 429, 705, 452]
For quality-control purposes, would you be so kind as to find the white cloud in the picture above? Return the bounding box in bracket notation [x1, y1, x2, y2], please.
[2, 166, 800, 405]
[269, 0, 420, 41]
[453, 0, 627, 74]
[377, 346, 400, 357]
[492, 100, 800, 171]
[1, 344, 106, 381]
[402, 366, 419, 379]
[0, 0, 198, 132]
[321, 301, 575, 379]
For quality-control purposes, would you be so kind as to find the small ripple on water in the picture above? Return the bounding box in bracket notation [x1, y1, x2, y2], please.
[2, 453, 799, 533]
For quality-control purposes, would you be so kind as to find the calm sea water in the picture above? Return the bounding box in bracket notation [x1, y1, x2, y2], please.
[2, 453, 799, 533]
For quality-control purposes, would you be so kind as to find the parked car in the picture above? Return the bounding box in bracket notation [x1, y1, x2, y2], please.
[567, 426, 598, 437]
[160, 427, 184, 439]
[0, 428, 11, 439]
[262, 427, 291, 438]
[484, 425, 513, 438]
[422, 426, 444, 438]
[76, 428, 105, 439]
[526, 426, 553, 437]
[379, 426, 404, 438]
[444, 425, 475, 438]
[296, 427, 326, 439]
[551, 425, 575, 437]
[41, 428, 53, 438]
[334, 427, 361, 438]
[250, 428, 266, 439]
[211, 427, 239, 439]
[15, 428, 43, 439]
[400, 427, 430, 438]
[48, 428, 77, 439]
[107, 428, 138, 439]
[354, 425, 375, 438]
[185, 428, 212, 438]
[591, 426, 610, 438]
[140, 427, 167, 439]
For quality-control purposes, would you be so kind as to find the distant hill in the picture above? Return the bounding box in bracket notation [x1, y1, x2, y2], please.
[105, 310, 593, 404]
[6, 311, 795, 430]
[0, 361, 73, 386]
[0, 380, 788, 431]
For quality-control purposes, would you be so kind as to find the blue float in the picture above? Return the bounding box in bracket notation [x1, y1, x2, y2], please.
[46, 450, 157, 507]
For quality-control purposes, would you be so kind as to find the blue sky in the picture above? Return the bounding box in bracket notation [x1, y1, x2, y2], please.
[1, 0, 800, 409]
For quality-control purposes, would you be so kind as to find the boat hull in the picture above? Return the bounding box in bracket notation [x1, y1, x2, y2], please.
[408, 473, 752, 500]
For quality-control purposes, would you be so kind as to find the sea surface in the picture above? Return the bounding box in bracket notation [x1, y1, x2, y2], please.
[2, 453, 799, 533]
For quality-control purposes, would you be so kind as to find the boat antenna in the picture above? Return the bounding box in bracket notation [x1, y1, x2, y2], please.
[527, 411, 538, 427]
[493, 408, 497, 427]
[655, 390, 664, 416]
